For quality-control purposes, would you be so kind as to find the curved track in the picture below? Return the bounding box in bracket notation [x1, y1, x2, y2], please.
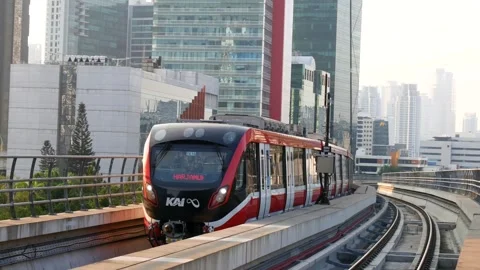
[350, 194, 436, 270]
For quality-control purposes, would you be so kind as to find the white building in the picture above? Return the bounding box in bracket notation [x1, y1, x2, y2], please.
[420, 93, 434, 140]
[395, 84, 421, 157]
[6, 64, 219, 177]
[420, 135, 480, 169]
[381, 81, 401, 144]
[431, 68, 455, 136]
[355, 154, 427, 175]
[463, 112, 478, 133]
[28, 44, 42, 64]
[356, 114, 374, 155]
[358, 86, 381, 119]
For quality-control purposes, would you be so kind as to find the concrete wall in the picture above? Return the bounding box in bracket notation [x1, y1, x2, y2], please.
[6, 64, 219, 178]
[377, 183, 476, 248]
[7, 65, 60, 176]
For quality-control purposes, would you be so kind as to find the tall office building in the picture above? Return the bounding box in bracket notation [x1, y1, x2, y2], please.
[463, 113, 478, 133]
[127, 0, 153, 68]
[290, 56, 326, 135]
[358, 86, 381, 119]
[395, 84, 421, 157]
[419, 93, 434, 140]
[293, 0, 363, 138]
[28, 44, 42, 64]
[45, 0, 128, 63]
[431, 68, 455, 136]
[381, 81, 401, 144]
[0, 0, 30, 168]
[152, 0, 293, 122]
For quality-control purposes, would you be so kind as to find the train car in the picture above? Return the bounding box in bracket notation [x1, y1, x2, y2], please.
[141, 115, 353, 246]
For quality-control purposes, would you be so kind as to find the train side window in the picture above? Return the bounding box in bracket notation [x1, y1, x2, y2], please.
[294, 148, 305, 186]
[235, 154, 246, 191]
[270, 145, 284, 189]
[246, 143, 259, 194]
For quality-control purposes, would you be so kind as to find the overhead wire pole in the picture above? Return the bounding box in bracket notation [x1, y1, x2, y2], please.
[349, 0, 354, 175]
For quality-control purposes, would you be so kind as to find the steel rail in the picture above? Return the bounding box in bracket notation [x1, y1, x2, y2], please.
[382, 194, 436, 270]
[348, 201, 400, 269]
[252, 205, 376, 270]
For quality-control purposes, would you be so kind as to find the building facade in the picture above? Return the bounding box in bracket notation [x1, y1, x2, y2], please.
[0, 0, 30, 175]
[28, 44, 42, 64]
[356, 115, 373, 155]
[355, 154, 427, 175]
[463, 112, 478, 133]
[127, 0, 153, 68]
[293, 0, 363, 142]
[420, 135, 480, 169]
[151, 0, 293, 121]
[289, 56, 325, 135]
[372, 119, 389, 156]
[358, 86, 381, 119]
[419, 93, 434, 140]
[45, 0, 129, 63]
[395, 84, 421, 157]
[6, 64, 218, 177]
[381, 81, 401, 144]
[431, 68, 455, 137]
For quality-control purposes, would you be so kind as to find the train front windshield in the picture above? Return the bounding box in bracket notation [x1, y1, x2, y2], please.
[150, 142, 233, 185]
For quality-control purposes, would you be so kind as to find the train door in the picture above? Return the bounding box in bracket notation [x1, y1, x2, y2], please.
[304, 149, 313, 206]
[284, 146, 295, 211]
[258, 143, 272, 219]
[339, 155, 344, 196]
[330, 153, 336, 198]
[336, 154, 342, 197]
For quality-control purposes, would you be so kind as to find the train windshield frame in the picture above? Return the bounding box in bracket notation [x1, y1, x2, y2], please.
[150, 141, 234, 187]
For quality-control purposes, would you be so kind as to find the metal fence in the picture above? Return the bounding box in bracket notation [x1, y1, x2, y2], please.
[0, 155, 143, 220]
[382, 169, 480, 204]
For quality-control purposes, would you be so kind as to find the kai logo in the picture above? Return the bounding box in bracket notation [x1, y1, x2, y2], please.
[166, 197, 200, 208]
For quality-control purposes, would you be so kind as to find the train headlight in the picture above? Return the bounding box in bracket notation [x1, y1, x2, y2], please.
[209, 186, 230, 209]
[162, 222, 175, 236]
[215, 187, 228, 203]
[145, 184, 156, 202]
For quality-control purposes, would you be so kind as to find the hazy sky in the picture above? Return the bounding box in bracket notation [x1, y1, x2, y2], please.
[28, 0, 480, 131]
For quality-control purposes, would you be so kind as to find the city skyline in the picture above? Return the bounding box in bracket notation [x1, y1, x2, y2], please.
[28, 0, 480, 132]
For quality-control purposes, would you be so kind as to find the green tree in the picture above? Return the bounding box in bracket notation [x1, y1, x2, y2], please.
[68, 102, 95, 174]
[40, 140, 57, 171]
[378, 165, 402, 175]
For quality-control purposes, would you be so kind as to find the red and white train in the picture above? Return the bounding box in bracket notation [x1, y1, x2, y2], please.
[141, 115, 353, 245]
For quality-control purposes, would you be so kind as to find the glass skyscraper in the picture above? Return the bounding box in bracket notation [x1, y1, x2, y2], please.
[293, 0, 362, 147]
[127, 0, 153, 68]
[151, 0, 273, 117]
[45, 0, 128, 62]
[290, 56, 325, 136]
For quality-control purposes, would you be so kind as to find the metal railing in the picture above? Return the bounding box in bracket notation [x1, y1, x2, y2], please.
[382, 169, 480, 204]
[0, 155, 143, 220]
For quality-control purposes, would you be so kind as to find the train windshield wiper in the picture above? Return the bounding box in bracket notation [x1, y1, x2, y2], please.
[153, 142, 172, 168]
[215, 145, 228, 172]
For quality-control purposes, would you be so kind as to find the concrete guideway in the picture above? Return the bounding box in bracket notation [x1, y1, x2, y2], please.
[75, 186, 377, 270]
[0, 205, 144, 269]
[377, 182, 480, 270]
[0, 205, 143, 242]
